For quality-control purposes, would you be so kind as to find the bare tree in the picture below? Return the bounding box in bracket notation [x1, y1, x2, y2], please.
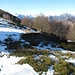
[21, 17, 33, 28]
[32, 14, 51, 33]
[51, 21, 69, 38]
[66, 24, 75, 41]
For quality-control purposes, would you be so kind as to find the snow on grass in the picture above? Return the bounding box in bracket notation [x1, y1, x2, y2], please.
[0, 18, 13, 25]
[61, 50, 75, 54]
[0, 25, 39, 75]
[49, 54, 59, 61]
[34, 42, 64, 51]
[0, 32, 21, 42]
[42, 66, 54, 75]
[46, 66, 54, 75]
[0, 18, 7, 24]
[0, 45, 8, 53]
[20, 39, 30, 45]
[65, 58, 75, 65]
[0, 26, 25, 41]
[0, 27, 25, 53]
[0, 27, 25, 33]
[1, 18, 75, 75]
[0, 27, 38, 75]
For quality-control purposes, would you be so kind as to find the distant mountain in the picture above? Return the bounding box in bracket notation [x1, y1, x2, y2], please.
[26, 15, 34, 19]
[15, 13, 75, 21]
[49, 13, 75, 21]
[15, 13, 25, 19]
[0, 9, 21, 24]
[1, 9, 75, 24]
[15, 13, 34, 19]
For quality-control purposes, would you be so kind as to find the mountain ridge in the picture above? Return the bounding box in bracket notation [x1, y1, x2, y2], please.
[15, 13, 75, 21]
[0, 9, 21, 24]
[15, 13, 34, 19]
[49, 13, 75, 21]
[0, 9, 75, 23]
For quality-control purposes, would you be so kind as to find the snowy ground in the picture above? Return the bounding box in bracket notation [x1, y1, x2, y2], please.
[0, 55, 38, 75]
[0, 29, 39, 75]
[0, 18, 75, 75]
[0, 18, 39, 75]
[34, 42, 64, 51]
[0, 28, 54, 75]
[0, 18, 54, 75]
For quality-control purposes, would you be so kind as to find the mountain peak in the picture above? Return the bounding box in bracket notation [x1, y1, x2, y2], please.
[49, 13, 75, 21]
[15, 13, 34, 19]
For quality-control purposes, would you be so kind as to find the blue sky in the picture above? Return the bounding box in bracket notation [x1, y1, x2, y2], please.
[0, 0, 75, 16]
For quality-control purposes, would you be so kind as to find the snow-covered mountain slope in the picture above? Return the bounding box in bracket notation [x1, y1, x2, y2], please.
[0, 18, 75, 75]
[0, 18, 26, 52]
[0, 18, 54, 75]
[0, 27, 25, 52]
[0, 18, 39, 75]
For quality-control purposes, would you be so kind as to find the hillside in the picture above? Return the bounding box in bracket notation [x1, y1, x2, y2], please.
[0, 17, 56, 75]
[0, 9, 21, 25]
[0, 9, 75, 75]
[0, 17, 75, 75]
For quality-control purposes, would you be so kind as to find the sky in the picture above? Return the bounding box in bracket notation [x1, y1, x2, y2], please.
[0, 0, 75, 16]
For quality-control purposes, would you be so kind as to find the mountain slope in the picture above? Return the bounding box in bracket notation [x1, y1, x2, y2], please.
[0, 18, 39, 75]
[0, 9, 21, 24]
[0, 18, 55, 75]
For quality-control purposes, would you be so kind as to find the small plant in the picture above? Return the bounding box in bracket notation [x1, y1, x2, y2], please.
[60, 42, 75, 51]
[10, 48, 75, 74]
[54, 59, 75, 75]
[17, 54, 53, 73]
[10, 49, 50, 57]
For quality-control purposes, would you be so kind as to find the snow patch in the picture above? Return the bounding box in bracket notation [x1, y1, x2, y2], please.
[34, 42, 64, 50]
[42, 66, 54, 75]
[0, 55, 38, 75]
[0, 20, 39, 75]
[49, 54, 59, 61]
[65, 58, 75, 65]
[0, 27, 25, 33]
